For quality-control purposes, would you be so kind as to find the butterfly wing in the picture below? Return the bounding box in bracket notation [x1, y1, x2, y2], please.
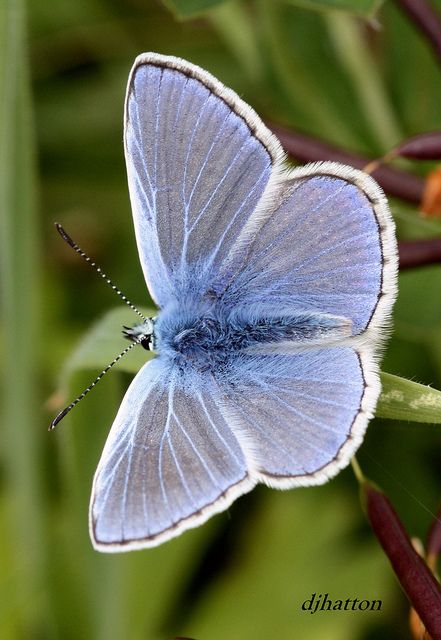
[221, 345, 376, 486]
[213, 165, 397, 480]
[124, 53, 284, 307]
[218, 163, 397, 337]
[91, 343, 377, 552]
[125, 56, 397, 336]
[90, 358, 253, 551]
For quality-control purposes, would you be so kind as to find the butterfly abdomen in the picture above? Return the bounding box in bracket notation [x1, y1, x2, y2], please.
[154, 305, 350, 374]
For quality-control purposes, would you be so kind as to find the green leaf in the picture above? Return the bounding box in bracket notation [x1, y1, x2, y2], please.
[162, 0, 226, 19]
[324, 12, 402, 148]
[0, 0, 52, 633]
[59, 307, 156, 387]
[377, 373, 441, 423]
[208, 0, 263, 82]
[282, 0, 384, 18]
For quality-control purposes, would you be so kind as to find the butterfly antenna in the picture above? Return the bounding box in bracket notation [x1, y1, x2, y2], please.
[55, 222, 147, 322]
[49, 339, 141, 430]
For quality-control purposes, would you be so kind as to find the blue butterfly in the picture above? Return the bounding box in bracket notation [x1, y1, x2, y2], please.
[89, 53, 398, 552]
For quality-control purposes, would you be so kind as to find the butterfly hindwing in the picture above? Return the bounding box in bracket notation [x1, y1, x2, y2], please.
[218, 163, 397, 338]
[90, 359, 253, 551]
[220, 346, 375, 487]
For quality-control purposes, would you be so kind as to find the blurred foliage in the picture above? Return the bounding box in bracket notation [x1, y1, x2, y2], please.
[162, 0, 226, 19]
[162, 0, 384, 19]
[281, 0, 384, 18]
[1, 0, 441, 638]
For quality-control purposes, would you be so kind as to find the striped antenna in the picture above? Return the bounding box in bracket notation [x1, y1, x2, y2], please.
[55, 223, 147, 322]
[49, 339, 140, 430]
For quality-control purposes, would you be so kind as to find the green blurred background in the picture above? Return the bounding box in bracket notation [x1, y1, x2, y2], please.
[2, 0, 441, 638]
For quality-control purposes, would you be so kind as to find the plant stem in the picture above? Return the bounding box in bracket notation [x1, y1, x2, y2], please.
[268, 121, 424, 203]
[399, 239, 441, 269]
[395, 0, 441, 64]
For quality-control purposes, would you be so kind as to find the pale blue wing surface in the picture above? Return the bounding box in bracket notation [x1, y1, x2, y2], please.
[124, 53, 282, 306]
[90, 358, 252, 551]
[219, 165, 396, 336]
[221, 346, 373, 484]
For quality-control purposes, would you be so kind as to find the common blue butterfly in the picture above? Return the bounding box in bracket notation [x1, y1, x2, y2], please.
[88, 53, 398, 552]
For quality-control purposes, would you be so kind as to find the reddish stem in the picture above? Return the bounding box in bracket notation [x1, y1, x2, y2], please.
[268, 123, 424, 204]
[267, 124, 441, 270]
[364, 483, 441, 639]
[399, 239, 441, 270]
[427, 503, 441, 559]
[395, 0, 441, 64]
[394, 131, 441, 160]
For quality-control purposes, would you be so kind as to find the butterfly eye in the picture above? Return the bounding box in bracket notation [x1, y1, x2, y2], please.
[140, 336, 154, 351]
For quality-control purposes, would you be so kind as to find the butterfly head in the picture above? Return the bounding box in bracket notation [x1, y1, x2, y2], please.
[123, 318, 156, 351]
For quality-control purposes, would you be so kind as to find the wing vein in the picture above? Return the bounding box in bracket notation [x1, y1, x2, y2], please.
[197, 392, 243, 467]
[182, 91, 213, 215]
[262, 384, 349, 435]
[132, 100, 155, 200]
[172, 409, 220, 489]
[231, 399, 304, 469]
[187, 134, 254, 235]
[185, 108, 233, 215]
[158, 387, 174, 520]
[167, 431, 197, 508]
[206, 164, 270, 273]
[243, 183, 348, 272]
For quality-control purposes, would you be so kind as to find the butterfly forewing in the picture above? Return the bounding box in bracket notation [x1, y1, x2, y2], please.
[124, 53, 283, 306]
